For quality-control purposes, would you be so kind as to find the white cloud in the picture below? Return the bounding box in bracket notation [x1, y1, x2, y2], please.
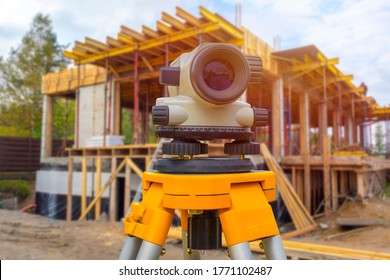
[0, 0, 388, 105]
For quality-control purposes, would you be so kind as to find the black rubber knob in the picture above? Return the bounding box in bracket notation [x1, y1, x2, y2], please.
[224, 141, 260, 155]
[162, 140, 208, 155]
[246, 55, 263, 83]
[253, 108, 268, 127]
[152, 106, 169, 125]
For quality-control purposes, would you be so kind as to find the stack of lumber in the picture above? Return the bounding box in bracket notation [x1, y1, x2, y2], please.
[260, 143, 317, 236]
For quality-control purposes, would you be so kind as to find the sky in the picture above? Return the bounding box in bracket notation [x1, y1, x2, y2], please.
[0, 0, 389, 106]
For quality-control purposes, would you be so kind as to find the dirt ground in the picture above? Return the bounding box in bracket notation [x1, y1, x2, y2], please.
[1, 196, 390, 260]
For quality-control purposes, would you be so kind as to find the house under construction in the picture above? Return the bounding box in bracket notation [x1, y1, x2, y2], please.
[37, 6, 390, 224]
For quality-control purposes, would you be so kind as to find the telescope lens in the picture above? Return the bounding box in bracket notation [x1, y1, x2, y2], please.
[203, 59, 234, 91]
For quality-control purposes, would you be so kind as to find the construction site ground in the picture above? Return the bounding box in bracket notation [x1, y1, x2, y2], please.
[1, 185, 390, 260]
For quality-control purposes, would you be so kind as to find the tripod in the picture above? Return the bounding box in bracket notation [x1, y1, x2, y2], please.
[119, 142, 286, 260]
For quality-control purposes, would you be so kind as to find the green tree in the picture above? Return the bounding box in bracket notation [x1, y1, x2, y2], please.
[0, 13, 69, 137]
[374, 123, 385, 154]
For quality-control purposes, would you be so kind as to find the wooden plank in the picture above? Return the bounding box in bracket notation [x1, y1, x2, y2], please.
[109, 157, 118, 221]
[95, 157, 102, 219]
[114, 82, 121, 136]
[79, 157, 128, 221]
[81, 157, 87, 218]
[167, 226, 390, 260]
[272, 78, 283, 157]
[124, 163, 131, 218]
[337, 217, 390, 227]
[66, 157, 73, 221]
[356, 172, 366, 198]
[331, 169, 338, 211]
[299, 91, 311, 212]
[260, 143, 317, 230]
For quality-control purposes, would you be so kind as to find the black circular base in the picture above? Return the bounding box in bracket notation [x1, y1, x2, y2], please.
[155, 158, 254, 173]
[156, 126, 253, 141]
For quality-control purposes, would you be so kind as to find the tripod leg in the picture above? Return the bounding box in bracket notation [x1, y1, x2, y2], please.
[261, 235, 287, 260]
[181, 230, 201, 260]
[118, 235, 142, 260]
[136, 240, 164, 260]
[228, 242, 253, 260]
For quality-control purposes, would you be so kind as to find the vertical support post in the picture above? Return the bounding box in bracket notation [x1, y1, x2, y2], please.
[103, 59, 108, 147]
[109, 157, 118, 221]
[124, 162, 131, 217]
[114, 81, 121, 136]
[333, 110, 340, 150]
[288, 82, 292, 155]
[322, 66, 331, 216]
[272, 78, 284, 157]
[292, 166, 296, 191]
[81, 156, 87, 219]
[356, 172, 365, 198]
[41, 95, 53, 159]
[133, 51, 140, 144]
[95, 157, 102, 219]
[340, 171, 347, 195]
[66, 156, 73, 221]
[75, 64, 81, 148]
[164, 44, 169, 97]
[299, 90, 311, 212]
[331, 169, 338, 210]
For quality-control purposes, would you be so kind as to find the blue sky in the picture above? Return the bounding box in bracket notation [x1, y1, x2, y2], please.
[0, 0, 389, 106]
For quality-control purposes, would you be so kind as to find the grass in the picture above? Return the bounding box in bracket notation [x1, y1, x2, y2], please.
[0, 180, 32, 204]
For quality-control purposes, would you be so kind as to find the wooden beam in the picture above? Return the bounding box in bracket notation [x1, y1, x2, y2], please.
[66, 156, 73, 221]
[109, 157, 118, 221]
[71, 22, 218, 65]
[272, 78, 284, 157]
[199, 6, 243, 39]
[44, 95, 53, 157]
[331, 169, 338, 211]
[121, 25, 147, 42]
[124, 163, 131, 218]
[299, 91, 311, 212]
[85, 37, 109, 50]
[95, 157, 102, 219]
[114, 82, 121, 136]
[81, 157, 87, 219]
[291, 57, 339, 73]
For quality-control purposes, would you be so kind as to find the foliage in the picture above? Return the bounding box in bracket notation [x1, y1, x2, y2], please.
[385, 181, 390, 198]
[0, 13, 69, 138]
[122, 109, 134, 144]
[374, 123, 385, 154]
[0, 180, 31, 203]
[53, 98, 75, 140]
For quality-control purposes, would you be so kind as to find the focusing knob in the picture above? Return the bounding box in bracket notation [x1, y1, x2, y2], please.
[224, 141, 260, 155]
[246, 55, 263, 83]
[162, 140, 208, 155]
[253, 108, 268, 127]
[152, 106, 169, 125]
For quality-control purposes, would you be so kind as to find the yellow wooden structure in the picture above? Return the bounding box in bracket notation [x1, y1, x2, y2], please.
[40, 6, 390, 222]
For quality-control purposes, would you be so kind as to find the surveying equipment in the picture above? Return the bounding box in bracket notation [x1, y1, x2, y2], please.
[119, 43, 286, 260]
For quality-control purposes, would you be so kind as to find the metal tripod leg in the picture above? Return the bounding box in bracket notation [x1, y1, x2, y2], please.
[136, 240, 164, 260]
[228, 242, 253, 260]
[261, 235, 287, 260]
[182, 230, 201, 260]
[118, 235, 143, 260]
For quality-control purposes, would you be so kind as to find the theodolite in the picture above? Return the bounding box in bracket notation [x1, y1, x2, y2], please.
[119, 43, 286, 260]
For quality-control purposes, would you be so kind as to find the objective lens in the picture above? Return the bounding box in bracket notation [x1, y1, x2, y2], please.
[203, 60, 234, 91]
